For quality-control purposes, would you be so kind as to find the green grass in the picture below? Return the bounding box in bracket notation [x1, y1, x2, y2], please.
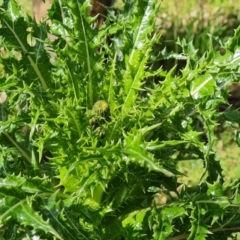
[215, 125, 240, 183]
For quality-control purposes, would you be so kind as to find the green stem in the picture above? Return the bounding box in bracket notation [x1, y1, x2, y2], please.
[74, 2, 93, 108]
[66, 108, 82, 139]
[3, 131, 31, 163]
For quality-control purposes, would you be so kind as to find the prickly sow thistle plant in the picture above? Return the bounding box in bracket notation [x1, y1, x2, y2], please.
[0, 0, 240, 239]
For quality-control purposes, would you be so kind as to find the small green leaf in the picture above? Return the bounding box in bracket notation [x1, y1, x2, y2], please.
[190, 73, 215, 100]
[57, 166, 80, 193]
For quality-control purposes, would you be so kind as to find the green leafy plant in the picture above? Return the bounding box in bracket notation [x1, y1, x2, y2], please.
[0, 0, 240, 239]
[155, 0, 240, 72]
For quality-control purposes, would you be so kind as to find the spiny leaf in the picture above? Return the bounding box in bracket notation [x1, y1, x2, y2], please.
[0, 0, 51, 91]
[152, 206, 186, 239]
[0, 194, 62, 239]
[121, 0, 161, 115]
[123, 126, 175, 176]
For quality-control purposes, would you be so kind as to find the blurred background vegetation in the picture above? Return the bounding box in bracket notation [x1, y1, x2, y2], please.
[7, 0, 240, 185]
[158, 0, 239, 55]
